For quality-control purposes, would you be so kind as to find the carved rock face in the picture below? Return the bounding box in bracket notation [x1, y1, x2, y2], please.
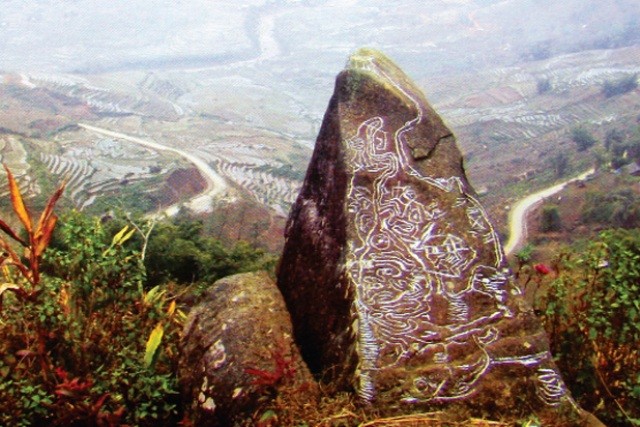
[277, 49, 583, 421]
[179, 271, 313, 426]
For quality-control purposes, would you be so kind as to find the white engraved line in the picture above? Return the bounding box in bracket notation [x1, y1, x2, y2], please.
[343, 55, 562, 404]
[362, 56, 505, 267]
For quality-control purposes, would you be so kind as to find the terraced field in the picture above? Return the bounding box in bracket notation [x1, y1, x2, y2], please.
[434, 45, 640, 206]
[0, 135, 36, 198]
[214, 160, 301, 216]
[35, 129, 177, 211]
[0, 42, 639, 246]
[25, 73, 181, 121]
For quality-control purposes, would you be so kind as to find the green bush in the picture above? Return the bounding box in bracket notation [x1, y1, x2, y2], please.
[603, 126, 640, 169]
[531, 229, 640, 425]
[571, 126, 598, 152]
[0, 167, 278, 425]
[605, 128, 625, 151]
[537, 78, 552, 94]
[539, 204, 562, 232]
[549, 151, 569, 178]
[144, 213, 276, 290]
[0, 207, 183, 425]
[581, 189, 640, 229]
[603, 74, 638, 98]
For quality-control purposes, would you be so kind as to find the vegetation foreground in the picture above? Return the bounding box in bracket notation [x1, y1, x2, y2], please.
[0, 167, 637, 426]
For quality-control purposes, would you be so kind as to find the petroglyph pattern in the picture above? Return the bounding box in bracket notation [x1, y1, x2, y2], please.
[344, 55, 572, 406]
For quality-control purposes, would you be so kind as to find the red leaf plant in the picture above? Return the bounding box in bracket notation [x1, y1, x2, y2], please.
[245, 342, 297, 388]
[54, 367, 124, 427]
[534, 263, 552, 275]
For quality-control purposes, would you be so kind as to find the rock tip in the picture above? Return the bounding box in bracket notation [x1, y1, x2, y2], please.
[345, 47, 396, 71]
[343, 47, 426, 104]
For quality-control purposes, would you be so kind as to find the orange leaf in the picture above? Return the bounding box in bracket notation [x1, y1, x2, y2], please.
[3, 165, 32, 234]
[34, 214, 58, 258]
[35, 180, 66, 240]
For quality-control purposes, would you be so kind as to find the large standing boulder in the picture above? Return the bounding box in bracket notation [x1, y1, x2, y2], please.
[179, 271, 314, 426]
[277, 48, 588, 423]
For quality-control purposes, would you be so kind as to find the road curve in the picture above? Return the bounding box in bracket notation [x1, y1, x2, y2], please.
[78, 123, 227, 215]
[504, 168, 595, 256]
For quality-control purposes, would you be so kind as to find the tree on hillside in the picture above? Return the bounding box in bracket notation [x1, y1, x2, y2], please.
[627, 126, 640, 163]
[605, 128, 624, 151]
[571, 126, 598, 152]
[611, 153, 631, 170]
[550, 151, 569, 177]
[144, 212, 275, 288]
[526, 41, 552, 61]
[603, 125, 640, 168]
[536, 78, 552, 94]
[602, 73, 638, 98]
[540, 205, 562, 232]
[592, 146, 609, 171]
[582, 189, 640, 229]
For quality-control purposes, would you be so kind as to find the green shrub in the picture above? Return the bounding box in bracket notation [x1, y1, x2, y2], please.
[571, 126, 598, 152]
[0, 165, 283, 425]
[531, 229, 640, 425]
[537, 78, 552, 94]
[581, 189, 640, 228]
[144, 213, 276, 290]
[539, 204, 562, 232]
[549, 151, 569, 178]
[0, 177, 183, 425]
[603, 74, 638, 98]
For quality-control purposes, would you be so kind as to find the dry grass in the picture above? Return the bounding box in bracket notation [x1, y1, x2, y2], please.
[359, 414, 511, 427]
[246, 380, 516, 427]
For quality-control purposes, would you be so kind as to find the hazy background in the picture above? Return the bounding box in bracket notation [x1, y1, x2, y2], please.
[2, 0, 639, 77]
[1, 0, 640, 238]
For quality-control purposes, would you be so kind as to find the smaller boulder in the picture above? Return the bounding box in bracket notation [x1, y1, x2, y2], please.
[179, 271, 314, 426]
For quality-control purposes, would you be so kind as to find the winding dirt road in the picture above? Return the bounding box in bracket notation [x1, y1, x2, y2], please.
[78, 123, 227, 215]
[504, 168, 594, 256]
